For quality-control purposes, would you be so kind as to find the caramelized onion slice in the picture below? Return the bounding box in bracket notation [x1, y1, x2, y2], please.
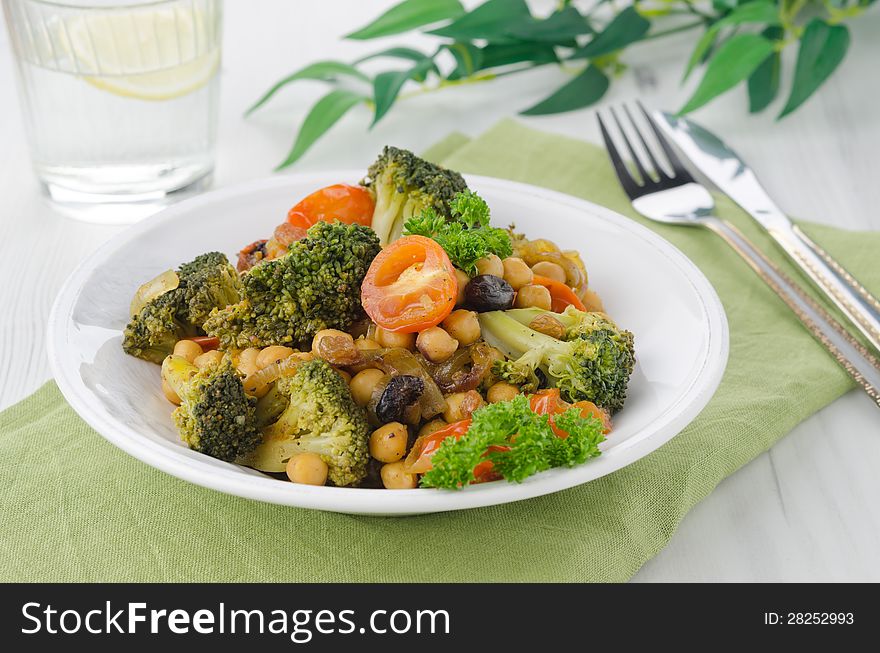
[129, 269, 179, 316]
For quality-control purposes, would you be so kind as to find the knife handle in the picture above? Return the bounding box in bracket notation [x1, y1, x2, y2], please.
[767, 223, 880, 355]
[701, 216, 880, 408]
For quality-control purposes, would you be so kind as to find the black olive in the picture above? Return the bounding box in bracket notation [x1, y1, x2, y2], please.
[464, 274, 516, 312]
[375, 375, 424, 424]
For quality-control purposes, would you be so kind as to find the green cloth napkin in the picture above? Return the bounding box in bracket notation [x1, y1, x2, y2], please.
[2, 120, 879, 582]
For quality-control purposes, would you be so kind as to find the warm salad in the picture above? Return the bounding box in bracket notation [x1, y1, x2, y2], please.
[122, 147, 635, 490]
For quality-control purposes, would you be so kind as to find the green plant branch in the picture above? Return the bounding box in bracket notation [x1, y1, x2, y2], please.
[642, 19, 705, 40]
[255, 0, 869, 169]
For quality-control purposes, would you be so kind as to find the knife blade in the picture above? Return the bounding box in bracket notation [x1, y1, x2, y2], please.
[653, 110, 880, 355]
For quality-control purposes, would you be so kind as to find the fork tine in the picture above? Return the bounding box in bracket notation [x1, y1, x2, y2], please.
[596, 111, 641, 198]
[635, 100, 694, 182]
[609, 106, 653, 184]
[621, 104, 671, 182]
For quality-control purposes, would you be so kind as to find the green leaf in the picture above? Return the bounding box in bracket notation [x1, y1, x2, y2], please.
[747, 50, 779, 113]
[480, 41, 558, 69]
[246, 61, 368, 116]
[520, 65, 609, 116]
[371, 58, 436, 126]
[747, 26, 783, 113]
[683, 29, 719, 82]
[779, 20, 850, 118]
[505, 5, 592, 43]
[346, 0, 464, 40]
[355, 47, 438, 81]
[355, 47, 431, 64]
[682, 0, 780, 81]
[445, 42, 483, 80]
[569, 6, 650, 59]
[275, 90, 366, 170]
[428, 0, 531, 42]
[717, 0, 781, 26]
[679, 33, 774, 114]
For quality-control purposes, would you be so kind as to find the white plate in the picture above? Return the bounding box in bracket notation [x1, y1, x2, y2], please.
[48, 172, 728, 515]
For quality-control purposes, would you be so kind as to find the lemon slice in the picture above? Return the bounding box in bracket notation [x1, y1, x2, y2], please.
[57, 5, 219, 101]
[83, 49, 220, 101]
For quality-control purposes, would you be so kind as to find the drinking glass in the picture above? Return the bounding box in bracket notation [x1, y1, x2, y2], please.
[3, 0, 222, 223]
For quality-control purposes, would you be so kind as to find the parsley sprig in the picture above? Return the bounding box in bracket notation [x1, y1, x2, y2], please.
[403, 190, 512, 276]
[420, 394, 605, 489]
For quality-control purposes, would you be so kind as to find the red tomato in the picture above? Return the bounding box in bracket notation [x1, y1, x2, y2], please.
[287, 184, 374, 228]
[572, 400, 612, 434]
[403, 419, 508, 482]
[187, 336, 220, 351]
[531, 275, 586, 312]
[472, 445, 510, 483]
[530, 389, 612, 436]
[361, 235, 458, 333]
[403, 419, 472, 474]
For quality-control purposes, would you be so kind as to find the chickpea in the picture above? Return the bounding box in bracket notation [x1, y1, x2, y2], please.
[312, 329, 359, 365]
[354, 337, 382, 352]
[286, 452, 329, 486]
[454, 268, 469, 306]
[237, 360, 258, 378]
[242, 372, 271, 399]
[443, 390, 485, 423]
[350, 368, 385, 407]
[369, 422, 408, 463]
[162, 378, 181, 405]
[173, 339, 203, 363]
[475, 253, 504, 278]
[501, 257, 534, 290]
[487, 382, 520, 404]
[416, 326, 459, 363]
[581, 287, 606, 313]
[418, 418, 447, 438]
[515, 284, 552, 310]
[335, 368, 352, 384]
[236, 347, 260, 377]
[239, 347, 260, 367]
[193, 349, 224, 369]
[256, 345, 294, 370]
[531, 261, 566, 283]
[375, 326, 415, 351]
[381, 461, 418, 489]
[442, 309, 481, 346]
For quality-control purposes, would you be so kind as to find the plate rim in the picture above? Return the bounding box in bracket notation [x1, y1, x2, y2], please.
[48, 171, 729, 515]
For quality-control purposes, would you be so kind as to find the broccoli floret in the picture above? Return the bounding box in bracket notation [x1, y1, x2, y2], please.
[161, 355, 261, 462]
[123, 252, 241, 364]
[492, 348, 543, 394]
[176, 252, 242, 326]
[479, 306, 635, 412]
[123, 291, 191, 364]
[241, 359, 371, 487]
[203, 221, 381, 349]
[403, 190, 513, 276]
[362, 145, 469, 245]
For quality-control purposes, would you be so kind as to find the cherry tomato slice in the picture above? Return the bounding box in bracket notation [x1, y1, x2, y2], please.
[529, 388, 567, 415]
[188, 336, 220, 351]
[403, 419, 471, 474]
[287, 184, 374, 228]
[572, 400, 612, 434]
[530, 389, 612, 436]
[361, 235, 458, 333]
[402, 419, 508, 482]
[531, 275, 586, 312]
[285, 211, 311, 230]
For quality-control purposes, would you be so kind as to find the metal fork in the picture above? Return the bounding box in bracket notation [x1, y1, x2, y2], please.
[597, 103, 880, 408]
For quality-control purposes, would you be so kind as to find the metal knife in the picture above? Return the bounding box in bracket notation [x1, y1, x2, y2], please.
[654, 111, 880, 355]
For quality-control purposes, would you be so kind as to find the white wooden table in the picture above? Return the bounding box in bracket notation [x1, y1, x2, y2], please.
[1, 1, 878, 582]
